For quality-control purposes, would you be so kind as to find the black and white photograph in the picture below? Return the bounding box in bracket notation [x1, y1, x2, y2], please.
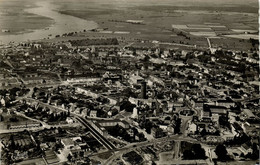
[0, 0, 259, 164]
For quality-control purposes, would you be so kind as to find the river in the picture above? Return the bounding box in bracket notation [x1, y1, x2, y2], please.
[0, 1, 98, 44]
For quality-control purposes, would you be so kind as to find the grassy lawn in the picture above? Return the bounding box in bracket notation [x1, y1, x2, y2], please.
[97, 151, 113, 160]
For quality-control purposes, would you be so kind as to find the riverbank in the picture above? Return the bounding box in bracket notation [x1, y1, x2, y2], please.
[0, 0, 54, 36]
[0, 0, 98, 44]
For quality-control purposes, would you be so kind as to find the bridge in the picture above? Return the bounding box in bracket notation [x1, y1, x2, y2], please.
[76, 117, 116, 150]
[22, 97, 116, 151]
[233, 95, 260, 103]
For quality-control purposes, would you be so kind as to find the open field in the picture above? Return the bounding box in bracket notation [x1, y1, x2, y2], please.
[16, 158, 46, 165]
[1, 0, 257, 50]
[224, 34, 259, 40]
[0, 113, 36, 130]
[210, 38, 254, 50]
[53, 0, 258, 50]
[159, 151, 175, 161]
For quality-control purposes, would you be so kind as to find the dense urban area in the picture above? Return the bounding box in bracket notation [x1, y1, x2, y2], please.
[0, 23, 259, 165]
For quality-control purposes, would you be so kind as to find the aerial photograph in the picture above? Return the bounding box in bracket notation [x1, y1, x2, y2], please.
[0, 0, 259, 164]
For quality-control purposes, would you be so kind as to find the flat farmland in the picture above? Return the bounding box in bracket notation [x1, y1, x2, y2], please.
[223, 34, 259, 40]
[53, 0, 258, 50]
[210, 37, 254, 50]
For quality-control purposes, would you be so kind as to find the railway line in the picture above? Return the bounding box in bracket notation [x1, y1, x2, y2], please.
[76, 117, 116, 150]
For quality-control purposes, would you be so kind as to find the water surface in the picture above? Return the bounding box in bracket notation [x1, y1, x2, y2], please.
[0, 1, 98, 44]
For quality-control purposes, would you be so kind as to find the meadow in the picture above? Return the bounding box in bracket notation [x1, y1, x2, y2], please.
[53, 0, 258, 50]
[1, 0, 257, 50]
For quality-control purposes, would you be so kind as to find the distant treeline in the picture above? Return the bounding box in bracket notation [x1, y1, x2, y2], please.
[137, 5, 258, 14]
[70, 38, 119, 46]
[249, 38, 259, 47]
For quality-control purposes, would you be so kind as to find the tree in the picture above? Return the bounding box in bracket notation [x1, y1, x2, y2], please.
[246, 143, 259, 160]
[120, 100, 135, 112]
[183, 150, 194, 159]
[33, 87, 38, 92]
[192, 144, 206, 159]
[9, 117, 19, 122]
[219, 115, 231, 130]
[183, 144, 207, 160]
[67, 153, 72, 162]
[215, 144, 229, 160]
[174, 118, 181, 134]
[111, 38, 119, 45]
[0, 115, 4, 122]
[200, 128, 207, 137]
[122, 88, 137, 98]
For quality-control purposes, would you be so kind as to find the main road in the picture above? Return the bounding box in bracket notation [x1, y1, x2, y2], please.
[18, 88, 202, 164]
[102, 134, 197, 164]
[19, 96, 199, 162]
[22, 97, 116, 151]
